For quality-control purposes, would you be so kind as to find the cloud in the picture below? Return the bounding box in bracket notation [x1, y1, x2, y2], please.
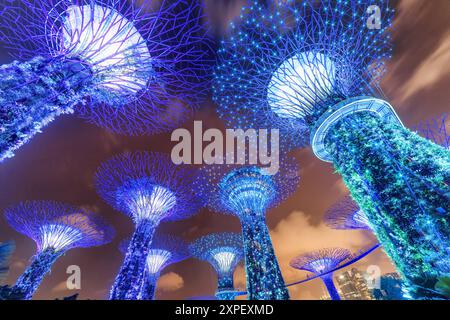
[204, 0, 248, 36]
[272, 210, 373, 259]
[269, 210, 380, 299]
[157, 272, 184, 292]
[51, 280, 69, 293]
[384, 0, 450, 109]
[11, 260, 26, 270]
[223, 210, 396, 300]
[94, 129, 123, 152]
[333, 179, 349, 195]
[397, 32, 450, 103]
[79, 204, 100, 213]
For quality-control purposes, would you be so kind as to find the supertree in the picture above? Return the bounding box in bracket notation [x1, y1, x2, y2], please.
[324, 195, 371, 230]
[141, 235, 189, 300]
[415, 113, 449, 150]
[290, 248, 351, 300]
[412, 113, 450, 277]
[190, 232, 243, 300]
[414, 110, 449, 272]
[0, 0, 212, 162]
[121, 234, 189, 300]
[3, 201, 115, 299]
[194, 155, 300, 300]
[0, 241, 15, 282]
[95, 151, 201, 300]
[214, 0, 450, 298]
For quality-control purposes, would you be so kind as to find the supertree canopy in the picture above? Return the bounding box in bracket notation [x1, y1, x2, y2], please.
[4, 201, 114, 299]
[324, 195, 371, 230]
[190, 232, 243, 300]
[140, 234, 189, 300]
[95, 151, 201, 300]
[290, 248, 351, 300]
[415, 113, 449, 150]
[195, 155, 300, 300]
[0, 0, 212, 162]
[214, 0, 450, 298]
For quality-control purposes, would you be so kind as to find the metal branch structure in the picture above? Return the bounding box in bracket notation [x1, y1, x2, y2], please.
[324, 195, 371, 230]
[0, 0, 212, 162]
[4, 201, 114, 299]
[214, 0, 450, 298]
[120, 235, 189, 301]
[415, 113, 449, 149]
[138, 234, 189, 300]
[190, 232, 243, 300]
[95, 151, 201, 300]
[195, 154, 300, 300]
[290, 248, 351, 300]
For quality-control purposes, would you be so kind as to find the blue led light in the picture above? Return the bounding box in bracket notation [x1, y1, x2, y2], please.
[324, 195, 371, 230]
[291, 248, 351, 300]
[95, 151, 201, 300]
[415, 113, 450, 150]
[190, 233, 243, 300]
[214, 0, 450, 299]
[140, 234, 189, 300]
[0, 0, 212, 162]
[194, 155, 300, 300]
[4, 201, 114, 300]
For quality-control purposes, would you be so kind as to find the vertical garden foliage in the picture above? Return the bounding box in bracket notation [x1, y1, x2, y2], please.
[241, 214, 290, 300]
[195, 160, 300, 301]
[213, 0, 448, 298]
[110, 220, 157, 300]
[12, 248, 62, 300]
[0, 56, 92, 161]
[0, 0, 213, 162]
[325, 113, 450, 297]
[95, 152, 200, 300]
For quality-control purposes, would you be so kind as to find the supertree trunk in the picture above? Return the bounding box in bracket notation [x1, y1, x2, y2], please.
[13, 248, 62, 300]
[325, 111, 450, 299]
[321, 275, 341, 300]
[110, 219, 157, 300]
[139, 272, 158, 300]
[216, 273, 235, 300]
[0, 56, 93, 162]
[240, 214, 289, 300]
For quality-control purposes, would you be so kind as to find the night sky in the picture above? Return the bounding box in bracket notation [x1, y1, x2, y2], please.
[0, 0, 449, 300]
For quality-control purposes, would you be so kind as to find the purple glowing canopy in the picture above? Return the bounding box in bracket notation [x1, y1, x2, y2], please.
[290, 247, 351, 275]
[324, 195, 371, 230]
[4, 201, 115, 252]
[415, 113, 449, 149]
[214, 0, 394, 142]
[0, 0, 212, 135]
[189, 232, 243, 275]
[193, 153, 300, 217]
[95, 151, 203, 224]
